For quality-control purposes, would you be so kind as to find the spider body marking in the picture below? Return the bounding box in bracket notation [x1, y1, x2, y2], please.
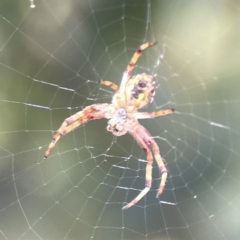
[126, 73, 156, 108]
[44, 42, 174, 209]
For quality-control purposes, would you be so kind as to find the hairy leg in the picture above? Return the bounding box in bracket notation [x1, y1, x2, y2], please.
[119, 42, 157, 94]
[44, 104, 109, 159]
[99, 80, 119, 91]
[139, 125, 168, 197]
[126, 42, 157, 73]
[123, 124, 168, 210]
[135, 108, 174, 119]
[122, 132, 153, 210]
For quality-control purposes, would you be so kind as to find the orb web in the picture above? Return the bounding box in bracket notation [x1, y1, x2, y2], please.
[0, 0, 239, 240]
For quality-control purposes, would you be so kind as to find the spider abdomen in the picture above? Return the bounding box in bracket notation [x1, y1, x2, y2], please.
[126, 73, 156, 109]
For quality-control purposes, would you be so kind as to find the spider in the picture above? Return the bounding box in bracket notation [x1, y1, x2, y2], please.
[44, 42, 174, 209]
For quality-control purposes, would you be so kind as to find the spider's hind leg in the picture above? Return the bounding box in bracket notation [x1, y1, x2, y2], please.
[119, 42, 157, 94]
[99, 80, 119, 91]
[126, 42, 157, 73]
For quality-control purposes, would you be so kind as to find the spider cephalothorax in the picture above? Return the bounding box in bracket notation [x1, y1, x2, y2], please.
[107, 108, 128, 136]
[44, 42, 174, 209]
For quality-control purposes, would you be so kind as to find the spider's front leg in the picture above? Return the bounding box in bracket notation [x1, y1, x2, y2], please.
[123, 125, 168, 209]
[122, 132, 153, 210]
[139, 125, 168, 197]
[44, 103, 109, 159]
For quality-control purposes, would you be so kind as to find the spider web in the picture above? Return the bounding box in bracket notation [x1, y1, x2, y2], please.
[0, 0, 240, 239]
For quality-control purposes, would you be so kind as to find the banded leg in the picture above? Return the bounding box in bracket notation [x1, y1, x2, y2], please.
[151, 141, 168, 196]
[126, 42, 157, 73]
[119, 42, 157, 93]
[123, 124, 168, 209]
[140, 125, 168, 197]
[99, 80, 119, 91]
[44, 104, 109, 159]
[135, 108, 175, 119]
[122, 132, 153, 210]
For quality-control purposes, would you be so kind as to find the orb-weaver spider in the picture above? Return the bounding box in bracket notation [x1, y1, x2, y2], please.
[44, 42, 174, 209]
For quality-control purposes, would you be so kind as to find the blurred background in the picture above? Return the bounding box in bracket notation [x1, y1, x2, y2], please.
[0, 0, 240, 239]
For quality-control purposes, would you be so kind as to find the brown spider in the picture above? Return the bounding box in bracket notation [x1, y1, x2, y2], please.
[44, 42, 174, 209]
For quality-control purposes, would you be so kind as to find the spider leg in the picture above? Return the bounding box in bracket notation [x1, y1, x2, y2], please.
[119, 42, 157, 94]
[44, 104, 109, 159]
[126, 42, 157, 73]
[99, 80, 119, 91]
[123, 125, 168, 209]
[135, 108, 175, 119]
[122, 132, 153, 210]
[151, 141, 168, 197]
[139, 126, 168, 197]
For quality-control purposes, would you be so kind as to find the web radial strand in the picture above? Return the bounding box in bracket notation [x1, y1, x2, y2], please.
[0, 1, 239, 240]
